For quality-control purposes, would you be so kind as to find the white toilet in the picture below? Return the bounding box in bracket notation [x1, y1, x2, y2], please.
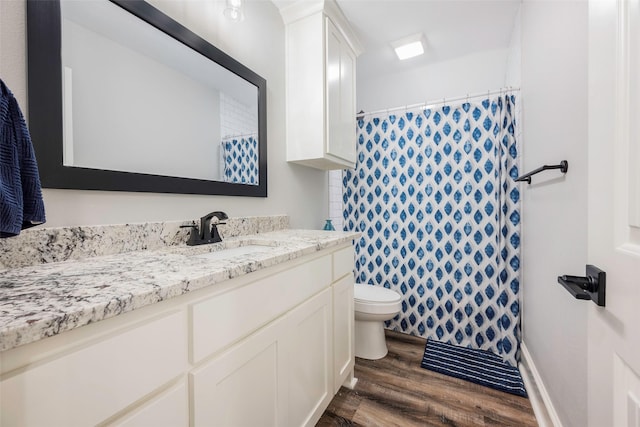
[354, 283, 402, 360]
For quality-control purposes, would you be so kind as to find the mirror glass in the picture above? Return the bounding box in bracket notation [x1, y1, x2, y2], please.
[27, 0, 267, 197]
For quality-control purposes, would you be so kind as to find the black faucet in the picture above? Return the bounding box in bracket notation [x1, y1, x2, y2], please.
[181, 211, 228, 246]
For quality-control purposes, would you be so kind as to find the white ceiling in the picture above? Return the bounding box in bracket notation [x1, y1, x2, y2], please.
[273, 0, 521, 81]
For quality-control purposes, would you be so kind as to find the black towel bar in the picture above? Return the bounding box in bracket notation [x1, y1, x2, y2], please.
[515, 160, 568, 184]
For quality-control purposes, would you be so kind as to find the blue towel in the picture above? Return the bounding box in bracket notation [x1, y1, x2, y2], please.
[0, 79, 45, 237]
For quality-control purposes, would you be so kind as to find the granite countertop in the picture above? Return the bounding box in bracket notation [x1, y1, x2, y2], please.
[0, 229, 359, 353]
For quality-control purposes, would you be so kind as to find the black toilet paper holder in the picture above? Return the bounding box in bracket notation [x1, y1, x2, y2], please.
[557, 265, 606, 307]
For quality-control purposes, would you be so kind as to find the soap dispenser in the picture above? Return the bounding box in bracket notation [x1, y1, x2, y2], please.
[323, 219, 336, 231]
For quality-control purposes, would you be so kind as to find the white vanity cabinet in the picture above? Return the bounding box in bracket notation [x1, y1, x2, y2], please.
[111, 380, 190, 427]
[0, 243, 355, 427]
[0, 311, 189, 427]
[284, 288, 334, 426]
[191, 308, 288, 426]
[282, 0, 363, 170]
[191, 288, 333, 427]
[332, 251, 356, 392]
[190, 253, 336, 427]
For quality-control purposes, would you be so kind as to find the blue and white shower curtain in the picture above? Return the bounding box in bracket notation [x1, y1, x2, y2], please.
[221, 135, 259, 184]
[343, 95, 521, 365]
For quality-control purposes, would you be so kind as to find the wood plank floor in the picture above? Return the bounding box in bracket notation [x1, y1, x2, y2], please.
[317, 330, 537, 427]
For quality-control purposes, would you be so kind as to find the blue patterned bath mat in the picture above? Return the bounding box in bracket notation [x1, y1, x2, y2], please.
[421, 338, 527, 397]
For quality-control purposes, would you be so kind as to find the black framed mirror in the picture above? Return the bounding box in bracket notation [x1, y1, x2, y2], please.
[26, 0, 267, 197]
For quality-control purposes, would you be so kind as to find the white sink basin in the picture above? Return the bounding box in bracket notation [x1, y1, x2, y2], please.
[193, 244, 273, 261]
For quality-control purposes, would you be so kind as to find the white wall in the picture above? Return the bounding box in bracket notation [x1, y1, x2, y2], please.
[0, 0, 328, 229]
[520, 2, 588, 427]
[505, 7, 522, 88]
[356, 48, 512, 113]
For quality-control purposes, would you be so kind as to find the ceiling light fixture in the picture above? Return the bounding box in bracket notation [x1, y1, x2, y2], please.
[391, 33, 425, 60]
[224, 0, 244, 22]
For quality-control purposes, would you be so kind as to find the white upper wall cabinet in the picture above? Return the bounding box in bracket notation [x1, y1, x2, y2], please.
[281, 0, 363, 170]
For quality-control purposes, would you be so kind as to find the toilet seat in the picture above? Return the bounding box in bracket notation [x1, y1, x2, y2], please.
[354, 284, 402, 315]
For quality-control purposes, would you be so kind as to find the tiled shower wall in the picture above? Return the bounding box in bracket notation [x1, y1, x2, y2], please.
[329, 170, 344, 230]
[220, 92, 258, 138]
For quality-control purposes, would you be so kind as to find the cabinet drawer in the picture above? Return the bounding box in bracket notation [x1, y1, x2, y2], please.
[191, 254, 332, 363]
[333, 245, 354, 281]
[0, 311, 187, 427]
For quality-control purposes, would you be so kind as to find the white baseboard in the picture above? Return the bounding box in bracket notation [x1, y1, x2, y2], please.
[519, 343, 563, 427]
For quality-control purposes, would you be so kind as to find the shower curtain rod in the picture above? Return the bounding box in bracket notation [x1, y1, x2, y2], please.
[356, 87, 520, 119]
[221, 131, 257, 139]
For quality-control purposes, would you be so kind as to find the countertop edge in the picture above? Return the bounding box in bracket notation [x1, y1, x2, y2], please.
[0, 230, 359, 353]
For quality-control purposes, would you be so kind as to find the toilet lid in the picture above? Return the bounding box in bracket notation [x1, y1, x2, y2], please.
[354, 284, 401, 303]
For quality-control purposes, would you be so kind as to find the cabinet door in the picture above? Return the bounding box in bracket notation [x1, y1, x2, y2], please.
[190, 317, 287, 427]
[332, 275, 354, 393]
[339, 35, 356, 162]
[326, 17, 356, 164]
[110, 380, 189, 427]
[283, 289, 333, 427]
[0, 311, 187, 427]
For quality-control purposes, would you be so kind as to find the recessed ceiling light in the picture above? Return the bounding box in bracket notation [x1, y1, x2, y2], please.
[391, 33, 425, 60]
